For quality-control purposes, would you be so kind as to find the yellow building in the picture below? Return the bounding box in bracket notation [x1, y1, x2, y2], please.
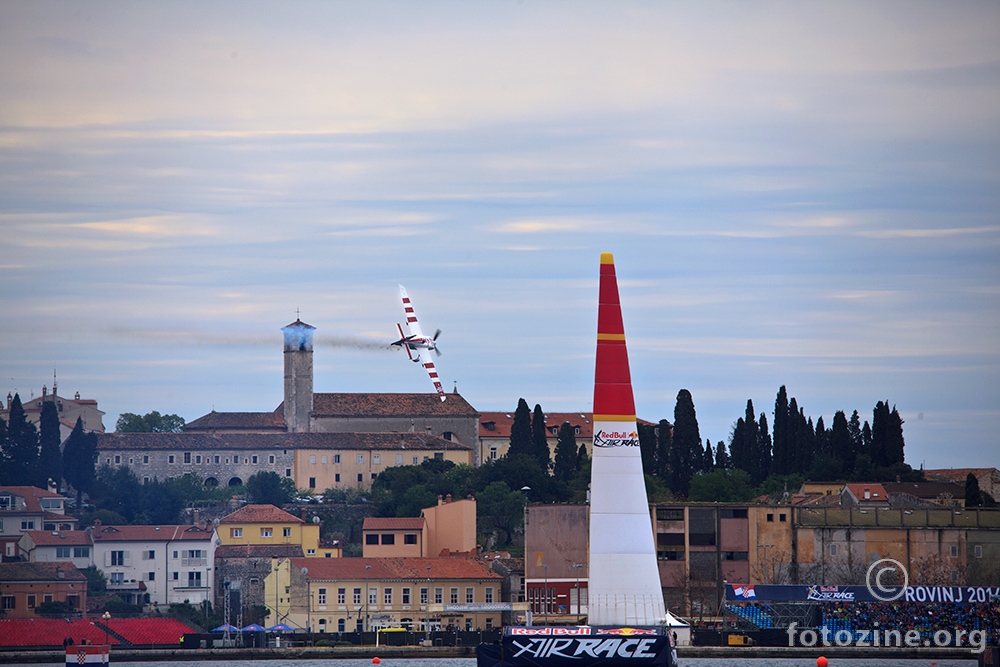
[217, 504, 339, 558]
[294, 432, 473, 493]
[267, 556, 505, 633]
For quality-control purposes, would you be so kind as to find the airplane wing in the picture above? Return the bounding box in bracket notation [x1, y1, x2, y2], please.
[399, 285, 424, 338]
[416, 348, 446, 401]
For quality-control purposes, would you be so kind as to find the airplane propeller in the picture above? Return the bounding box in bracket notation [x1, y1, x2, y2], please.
[433, 329, 442, 356]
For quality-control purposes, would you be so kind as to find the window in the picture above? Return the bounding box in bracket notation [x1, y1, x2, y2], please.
[396, 454, 403, 465]
[371, 473, 377, 480]
[381, 534, 395, 545]
[173, 572, 179, 580]
[485, 587, 494, 603]
[335, 474, 341, 482]
[830, 544, 838, 556]
[188, 571, 202, 587]
[270, 455, 276, 464]
[73, 547, 89, 558]
[283, 527, 292, 538]
[143, 550, 155, 560]
[27, 594, 36, 608]
[357, 474, 363, 482]
[450, 587, 459, 604]
[413, 456, 419, 464]
[252, 455, 258, 464]
[310, 455, 316, 464]
[490, 447, 498, 460]
[307, 549, 315, 555]
[366, 534, 379, 545]
[779, 513, 787, 522]
[143, 455, 149, 464]
[143, 477, 150, 484]
[173, 551, 178, 558]
[334, 454, 341, 464]
[434, 452, 444, 460]
[184, 452, 191, 464]
[402, 588, 410, 604]
[369, 588, 377, 605]
[56, 546, 70, 558]
[373, 454, 381, 465]
[975, 545, 983, 558]
[309, 477, 316, 489]
[384, 587, 392, 605]
[184, 549, 205, 565]
[3, 596, 15, 610]
[214, 456, 220, 464]
[766, 513, 774, 522]
[114, 455, 121, 464]
[950, 545, 959, 558]
[353, 588, 362, 604]
[43, 593, 53, 603]
[338, 588, 346, 604]
[110, 550, 127, 566]
[195, 455, 202, 464]
[357, 454, 364, 465]
[466, 587, 474, 603]
[338, 618, 346, 632]
[404, 533, 417, 545]
[435, 587, 443, 604]
[21, 520, 35, 530]
[420, 588, 428, 604]
[110, 572, 124, 584]
[722, 551, 748, 561]
[318, 588, 327, 605]
[148, 572, 155, 581]
[231, 528, 242, 538]
[261, 528, 273, 538]
[285, 469, 291, 477]
[168, 455, 175, 464]
[322, 456, 327, 464]
[486, 617, 494, 630]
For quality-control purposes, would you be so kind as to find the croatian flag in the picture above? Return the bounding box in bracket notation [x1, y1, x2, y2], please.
[734, 585, 756, 599]
[66, 645, 109, 665]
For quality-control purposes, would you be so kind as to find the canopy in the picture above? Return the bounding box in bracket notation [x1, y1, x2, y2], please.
[266, 623, 297, 632]
[211, 624, 239, 632]
[241, 624, 266, 632]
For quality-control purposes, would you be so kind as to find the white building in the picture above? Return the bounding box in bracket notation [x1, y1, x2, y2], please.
[88, 521, 218, 607]
[18, 529, 94, 570]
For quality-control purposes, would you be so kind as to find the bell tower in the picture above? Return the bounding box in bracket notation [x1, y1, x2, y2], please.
[282, 318, 315, 433]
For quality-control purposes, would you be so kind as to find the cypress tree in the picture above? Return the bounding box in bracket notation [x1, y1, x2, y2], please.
[715, 440, 730, 469]
[507, 399, 532, 458]
[38, 401, 62, 490]
[638, 422, 658, 476]
[965, 472, 984, 507]
[671, 389, 701, 498]
[553, 422, 578, 481]
[871, 401, 890, 467]
[2, 394, 39, 486]
[729, 417, 747, 473]
[772, 386, 790, 475]
[655, 420, 672, 484]
[756, 413, 772, 485]
[62, 417, 97, 506]
[829, 410, 853, 477]
[886, 406, 905, 466]
[531, 404, 550, 470]
[702, 440, 715, 474]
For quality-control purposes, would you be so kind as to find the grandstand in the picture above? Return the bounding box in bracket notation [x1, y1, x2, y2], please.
[0, 617, 194, 648]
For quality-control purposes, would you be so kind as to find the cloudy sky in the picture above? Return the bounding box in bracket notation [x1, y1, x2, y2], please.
[2, 1, 998, 469]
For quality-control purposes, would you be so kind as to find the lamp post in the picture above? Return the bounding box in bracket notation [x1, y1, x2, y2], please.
[364, 565, 371, 635]
[425, 565, 431, 642]
[756, 544, 774, 584]
[572, 563, 583, 619]
[102, 611, 110, 645]
[272, 557, 280, 626]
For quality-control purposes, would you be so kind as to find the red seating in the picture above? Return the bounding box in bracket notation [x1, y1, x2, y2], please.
[0, 619, 117, 647]
[101, 617, 193, 645]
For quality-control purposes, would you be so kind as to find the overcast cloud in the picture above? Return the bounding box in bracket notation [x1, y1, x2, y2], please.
[1, 1, 998, 469]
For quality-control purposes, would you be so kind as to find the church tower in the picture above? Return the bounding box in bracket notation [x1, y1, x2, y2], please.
[282, 318, 315, 433]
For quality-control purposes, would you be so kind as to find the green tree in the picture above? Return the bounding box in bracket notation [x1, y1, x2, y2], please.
[93, 464, 143, 522]
[553, 422, 579, 482]
[531, 403, 551, 471]
[688, 468, 754, 503]
[771, 386, 791, 476]
[38, 401, 62, 490]
[714, 440, 729, 469]
[115, 411, 185, 433]
[507, 399, 532, 458]
[871, 401, 890, 467]
[638, 422, 658, 477]
[654, 420, 671, 482]
[136, 478, 185, 524]
[829, 410, 854, 477]
[965, 473, 985, 507]
[670, 389, 701, 498]
[476, 481, 525, 546]
[756, 413, 772, 484]
[81, 565, 107, 594]
[2, 394, 39, 486]
[245, 471, 295, 506]
[396, 484, 439, 517]
[62, 417, 98, 506]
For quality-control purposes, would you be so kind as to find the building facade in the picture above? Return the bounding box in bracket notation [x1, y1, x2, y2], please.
[0, 486, 77, 560]
[0, 562, 88, 618]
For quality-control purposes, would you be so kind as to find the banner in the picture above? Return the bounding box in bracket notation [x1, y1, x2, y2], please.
[727, 584, 1000, 604]
[478, 632, 673, 667]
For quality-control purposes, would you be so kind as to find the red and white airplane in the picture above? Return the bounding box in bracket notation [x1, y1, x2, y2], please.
[392, 284, 446, 400]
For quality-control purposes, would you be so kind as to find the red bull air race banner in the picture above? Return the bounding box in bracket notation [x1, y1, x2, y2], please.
[477, 626, 674, 667]
[727, 584, 1000, 604]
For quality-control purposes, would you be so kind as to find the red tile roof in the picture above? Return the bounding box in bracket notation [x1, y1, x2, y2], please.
[219, 504, 303, 524]
[363, 517, 425, 531]
[310, 393, 478, 418]
[0, 561, 87, 582]
[89, 524, 215, 542]
[844, 483, 889, 501]
[479, 411, 594, 439]
[97, 431, 469, 451]
[0, 486, 65, 513]
[185, 410, 286, 431]
[22, 530, 92, 546]
[288, 557, 501, 581]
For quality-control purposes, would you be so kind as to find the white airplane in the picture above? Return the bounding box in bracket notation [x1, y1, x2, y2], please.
[392, 284, 446, 401]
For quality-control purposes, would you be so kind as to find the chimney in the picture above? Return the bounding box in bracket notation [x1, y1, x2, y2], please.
[445, 494, 452, 503]
[437, 494, 444, 506]
[192, 508, 200, 524]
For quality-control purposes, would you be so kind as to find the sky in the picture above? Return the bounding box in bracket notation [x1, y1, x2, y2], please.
[1, 1, 998, 470]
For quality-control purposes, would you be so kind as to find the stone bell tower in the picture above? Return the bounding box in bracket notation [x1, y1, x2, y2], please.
[282, 318, 315, 433]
